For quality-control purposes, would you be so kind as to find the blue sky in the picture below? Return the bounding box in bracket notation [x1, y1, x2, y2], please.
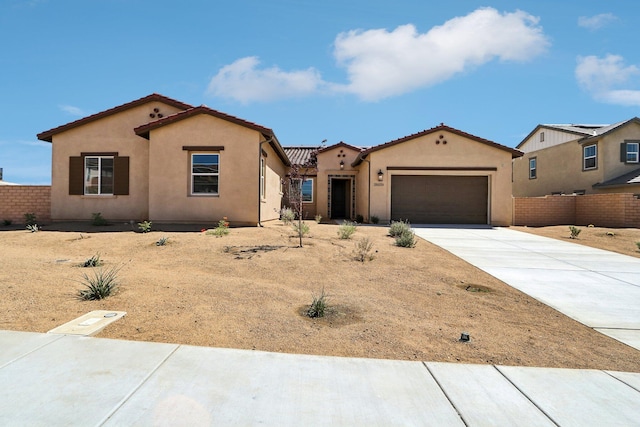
[1, 0, 639, 184]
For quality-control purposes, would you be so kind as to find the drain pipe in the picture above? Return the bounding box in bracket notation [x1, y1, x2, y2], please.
[258, 137, 274, 227]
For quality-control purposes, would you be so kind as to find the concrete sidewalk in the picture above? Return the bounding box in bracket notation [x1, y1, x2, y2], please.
[1, 330, 639, 426]
[413, 226, 640, 351]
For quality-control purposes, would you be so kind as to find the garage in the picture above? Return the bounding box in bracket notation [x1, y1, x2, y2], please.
[391, 175, 488, 224]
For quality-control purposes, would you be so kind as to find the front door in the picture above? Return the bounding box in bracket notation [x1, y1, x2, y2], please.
[330, 179, 349, 219]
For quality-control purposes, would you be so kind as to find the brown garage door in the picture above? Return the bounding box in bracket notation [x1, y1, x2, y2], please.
[391, 175, 488, 224]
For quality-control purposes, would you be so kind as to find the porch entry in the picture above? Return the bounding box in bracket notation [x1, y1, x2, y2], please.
[328, 176, 355, 219]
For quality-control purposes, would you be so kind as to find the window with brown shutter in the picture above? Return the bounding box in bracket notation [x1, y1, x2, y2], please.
[68, 153, 129, 195]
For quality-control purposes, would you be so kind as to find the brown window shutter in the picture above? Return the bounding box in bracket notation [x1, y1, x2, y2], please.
[69, 156, 84, 195]
[113, 156, 130, 195]
[621, 142, 627, 162]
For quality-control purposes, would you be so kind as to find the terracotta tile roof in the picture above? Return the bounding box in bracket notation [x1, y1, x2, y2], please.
[352, 123, 523, 166]
[36, 93, 193, 142]
[283, 146, 319, 167]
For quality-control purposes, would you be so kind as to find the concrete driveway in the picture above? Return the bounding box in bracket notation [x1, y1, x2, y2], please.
[413, 226, 640, 351]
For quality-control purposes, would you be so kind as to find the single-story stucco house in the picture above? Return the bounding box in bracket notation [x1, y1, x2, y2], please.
[37, 94, 522, 226]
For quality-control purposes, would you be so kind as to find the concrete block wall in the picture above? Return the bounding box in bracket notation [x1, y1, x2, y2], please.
[514, 193, 640, 228]
[0, 186, 51, 224]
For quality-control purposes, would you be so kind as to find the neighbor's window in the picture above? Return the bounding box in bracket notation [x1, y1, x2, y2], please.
[84, 156, 114, 195]
[529, 157, 537, 179]
[539, 132, 545, 142]
[191, 153, 219, 194]
[291, 178, 313, 203]
[583, 144, 597, 170]
[260, 157, 266, 199]
[626, 142, 639, 163]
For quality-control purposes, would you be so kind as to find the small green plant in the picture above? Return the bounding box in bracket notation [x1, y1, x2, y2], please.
[281, 207, 295, 225]
[77, 265, 121, 300]
[354, 236, 375, 262]
[24, 213, 36, 226]
[370, 215, 379, 224]
[138, 220, 152, 233]
[395, 230, 417, 248]
[292, 221, 310, 237]
[307, 287, 328, 318]
[91, 212, 108, 226]
[389, 219, 411, 237]
[3, 219, 12, 226]
[209, 217, 230, 237]
[569, 226, 581, 239]
[156, 236, 169, 246]
[26, 224, 39, 232]
[337, 221, 357, 239]
[82, 253, 102, 267]
[636, 242, 640, 251]
[355, 214, 364, 224]
[314, 214, 322, 223]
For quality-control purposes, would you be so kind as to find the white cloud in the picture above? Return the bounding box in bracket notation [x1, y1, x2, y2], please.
[578, 13, 617, 30]
[576, 54, 640, 106]
[333, 8, 549, 101]
[205, 7, 549, 103]
[206, 56, 324, 103]
[59, 104, 88, 116]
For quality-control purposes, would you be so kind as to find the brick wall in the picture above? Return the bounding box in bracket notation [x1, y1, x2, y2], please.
[0, 186, 51, 224]
[514, 193, 640, 228]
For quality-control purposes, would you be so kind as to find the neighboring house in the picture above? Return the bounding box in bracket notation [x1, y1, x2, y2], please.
[287, 127, 521, 226]
[37, 94, 290, 225]
[513, 118, 640, 197]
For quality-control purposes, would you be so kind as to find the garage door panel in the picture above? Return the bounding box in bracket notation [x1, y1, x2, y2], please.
[391, 175, 488, 224]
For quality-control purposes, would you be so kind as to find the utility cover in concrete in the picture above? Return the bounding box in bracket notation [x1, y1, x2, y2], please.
[47, 310, 126, 336]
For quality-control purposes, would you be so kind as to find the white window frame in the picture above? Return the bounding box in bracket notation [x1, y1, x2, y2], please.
[529, 157, 537, 179]
[290, 178, 313, 203]
[260, 157, 266, 199]
[626, 142, 639, 163]
[583, 144, 597, 170]
[84, 155, 114, 195]
[191, 153, 219, 195]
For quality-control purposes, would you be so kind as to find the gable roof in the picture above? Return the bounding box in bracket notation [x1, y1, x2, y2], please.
[317, 141, 363, 154]
[593, 167, 640, 189]
[352, 124, 522, 166]
[284, 146, 319, 167]
[134, 105, 290, 166]
[515, 124, 609, 149]
[36, 93, 193, 142]
[578, 117, 640, 144]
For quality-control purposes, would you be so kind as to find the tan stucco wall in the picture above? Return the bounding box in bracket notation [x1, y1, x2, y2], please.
[365, 131, 514, 226]
[600, 121, 640, 182]
[261, 141, 287, 222]
[147, 114, 274, 225]
[315, 145, 361, 220]
[50, 101, 184, 221]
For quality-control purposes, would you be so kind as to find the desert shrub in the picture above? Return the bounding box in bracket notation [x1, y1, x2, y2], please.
[138, 220, 152, 233]
[156, 236, 169, 246]
[355, 214, 364, 224]
[314, 214, 322, 223]
[3, 219, 12, 226]
[636, 242, 640, 251]
[24, 213, 36, 226]
[569, 226, 581, 239]
[395, 230, 417, 248]
[370, 215, 379, 224]
[280, 207, 295, 224]
[354, 236, 375, 262]
[389, 219, 411, 237]
[82, 253, 102, 267]
[292, 221, 310, 237]
[207, 217, 230, 237]
[26, 224, 39, 232]
[77, 265, 121, 300]
[91, 212, 108, 226]
[337, 221, 357, 239]
[307, 288, 328, 318]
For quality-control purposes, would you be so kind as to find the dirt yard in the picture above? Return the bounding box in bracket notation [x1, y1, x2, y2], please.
[1, 221, 639, 372]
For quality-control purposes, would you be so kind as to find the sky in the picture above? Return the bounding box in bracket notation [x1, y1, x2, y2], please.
[1, 0, 640, 184]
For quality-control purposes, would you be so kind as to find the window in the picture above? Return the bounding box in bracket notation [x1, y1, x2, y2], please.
[529, 157, 537, 179]
[260, 157, 266, 199]
[539, 132, 545, 142]
[626, 142, 639, 163]
[191, 153, 219, 194]
[84, 156, 114, 195]
[583, 144, 597, 170]
[290, 178, 313, 203]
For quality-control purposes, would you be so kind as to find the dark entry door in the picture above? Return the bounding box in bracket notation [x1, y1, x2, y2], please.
[331, 179, 349, 219]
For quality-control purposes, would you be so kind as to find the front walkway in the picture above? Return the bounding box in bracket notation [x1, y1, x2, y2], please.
[413, 226, 640, 351]
[1, 330, 640, 426]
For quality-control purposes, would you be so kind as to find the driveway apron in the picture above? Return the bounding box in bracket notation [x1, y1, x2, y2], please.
[413, 226, 640, 351]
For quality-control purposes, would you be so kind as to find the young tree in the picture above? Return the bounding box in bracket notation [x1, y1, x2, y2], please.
[284, 156, 317, 248]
